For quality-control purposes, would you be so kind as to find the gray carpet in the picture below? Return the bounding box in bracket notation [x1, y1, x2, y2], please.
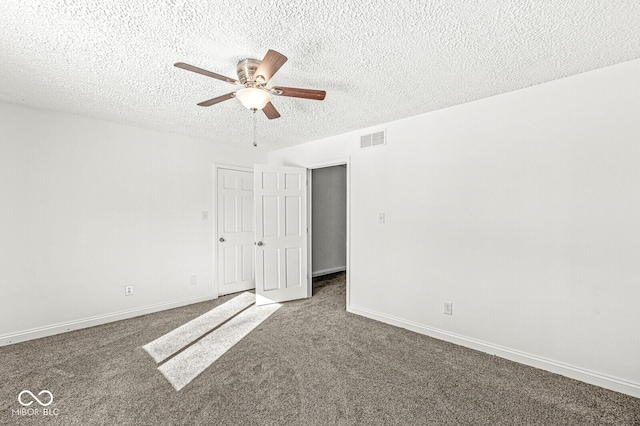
[1, 272, 638, 425]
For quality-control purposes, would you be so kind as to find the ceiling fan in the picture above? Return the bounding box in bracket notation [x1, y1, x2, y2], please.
[175, 49, 326, 120]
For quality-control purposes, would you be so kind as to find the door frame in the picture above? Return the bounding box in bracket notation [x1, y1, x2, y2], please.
[307, 158, 351, 307]
[214, 160, 351, 305]
[213, 163, 254, 298]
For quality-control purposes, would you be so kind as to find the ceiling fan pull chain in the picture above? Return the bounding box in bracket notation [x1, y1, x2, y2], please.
[252, 109, 258, 147]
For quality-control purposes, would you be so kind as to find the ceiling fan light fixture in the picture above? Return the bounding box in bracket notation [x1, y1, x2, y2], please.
[235, 87, 271, 110]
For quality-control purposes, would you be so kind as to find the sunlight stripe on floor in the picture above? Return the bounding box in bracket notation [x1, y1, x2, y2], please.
[143, 292, 255, 363]
[158, 303, 281, 391]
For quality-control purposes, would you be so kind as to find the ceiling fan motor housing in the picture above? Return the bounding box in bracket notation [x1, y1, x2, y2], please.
[237, 58, 262, 85]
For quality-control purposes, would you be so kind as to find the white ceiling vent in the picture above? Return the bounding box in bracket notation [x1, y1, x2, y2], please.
[360, 130, 386, 149]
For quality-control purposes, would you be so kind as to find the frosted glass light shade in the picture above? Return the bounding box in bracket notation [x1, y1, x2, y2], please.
[235, 88, 271, 110]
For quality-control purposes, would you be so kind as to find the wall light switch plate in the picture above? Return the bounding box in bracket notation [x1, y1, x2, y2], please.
[378, 212, 385, 224]
[202, 211, 209, 220]
[444, 302, 453, 315]
[125, 285, 133, 296]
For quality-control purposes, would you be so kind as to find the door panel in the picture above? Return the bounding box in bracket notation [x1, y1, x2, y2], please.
[223, 195, 236, 232]
[285, 196, 301, 236]
[262, 250, 280, 291]
[285, 247, 301, 288]
[241, 245, 253, 281]
[254, 165, 309, 305]
[262, 196, 279, 237]
[217, 168, 255, 295]
[262, 172, 278, 189]
[223, 247, 237, 284]
[285, 173, 301, 190]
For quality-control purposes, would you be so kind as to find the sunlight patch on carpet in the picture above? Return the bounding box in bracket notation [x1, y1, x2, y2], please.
[157, 303, 281, 391]
[143, 292, 255, 363]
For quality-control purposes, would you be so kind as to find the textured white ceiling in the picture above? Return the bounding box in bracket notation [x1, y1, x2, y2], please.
[1, 1, 639, 150]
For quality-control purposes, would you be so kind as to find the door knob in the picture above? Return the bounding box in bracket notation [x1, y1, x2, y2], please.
[219, 237, 225, 242]
[257, 241, 264, 246]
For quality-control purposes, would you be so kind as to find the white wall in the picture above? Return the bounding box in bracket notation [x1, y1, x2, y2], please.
[312, 166, 347, 276]
[269, 58, 640, 397]
[0, 102, 267, 344]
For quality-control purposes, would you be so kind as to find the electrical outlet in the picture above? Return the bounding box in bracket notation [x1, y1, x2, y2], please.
[125, 285, 133, 296]
[444, 302, 453, 315]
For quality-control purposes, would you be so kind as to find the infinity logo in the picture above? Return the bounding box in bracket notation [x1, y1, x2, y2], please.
[18, 390, 53, 407]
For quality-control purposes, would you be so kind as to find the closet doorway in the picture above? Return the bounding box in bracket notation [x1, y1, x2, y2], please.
[310, 164, 348, 293]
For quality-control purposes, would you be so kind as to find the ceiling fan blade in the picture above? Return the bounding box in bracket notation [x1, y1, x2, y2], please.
[174, 62, 239, 85]
[262, 102, 281, 120]
[197, 92, 235, 107]
[254, 50, 288, 83]
[272, 86, 326, 100]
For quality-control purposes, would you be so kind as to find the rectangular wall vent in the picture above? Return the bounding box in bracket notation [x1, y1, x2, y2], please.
[360, 130, 386, 149]
[372, 131, 386, 146]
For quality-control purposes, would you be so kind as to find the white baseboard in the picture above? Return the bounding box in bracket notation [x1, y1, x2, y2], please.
[347, 304, 640, 399]
[0, 293, 218, 347]
[312, 266, 347, 277]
